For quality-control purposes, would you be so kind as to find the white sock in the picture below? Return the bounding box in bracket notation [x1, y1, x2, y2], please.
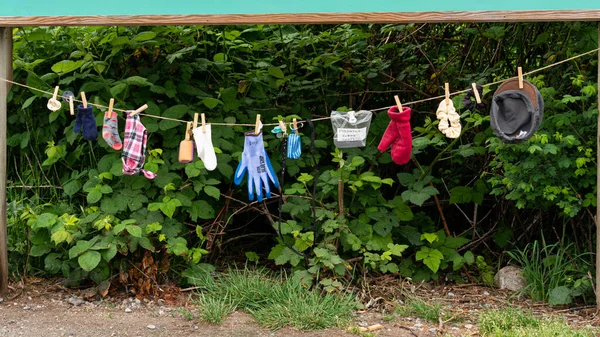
[192, 124, 217, 171]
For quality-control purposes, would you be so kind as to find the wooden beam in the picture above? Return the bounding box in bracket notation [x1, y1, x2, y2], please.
[596, 22, 600, 313]
[1, 10, 600, 26]
[0, 27, 11, 296]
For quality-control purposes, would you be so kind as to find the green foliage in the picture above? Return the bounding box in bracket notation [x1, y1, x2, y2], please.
[507, 236, 593, 305]
[394, 297, 445, 323]
[6, 22, 599, 287]
[479, 307, 597, 337]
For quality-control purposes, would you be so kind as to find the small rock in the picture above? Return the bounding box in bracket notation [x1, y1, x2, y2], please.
[451, 327, 460, 331]
[22, 306, 30, 310]
[147, 325, 156, 330]
[358, 321, 368, 327]
[194, 326, 198, 330]
[413, 324, 423, 329]
[483, 291, 490, 296]
[66, 296, 85, 307]
[135, 299, 141, 305]
[0, 297, 4, 303]
[428, 328, 437, 333]
[465, 324, 474, 329]
[494, 265, 526, 291]
[447, 292, 455, 297]
[158, 310, 165, 316]
[124, 308, 132, 313]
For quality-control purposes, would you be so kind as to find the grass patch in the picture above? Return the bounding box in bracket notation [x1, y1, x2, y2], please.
[394, 297, 443, 322]
[250, 278, 357, 330]
[479, 307, 597, 337]
[196, 293, 236, 324]
[191, 267, 357, 330]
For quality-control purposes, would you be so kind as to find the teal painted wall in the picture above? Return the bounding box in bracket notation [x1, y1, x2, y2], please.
[4, 0, 600, 17]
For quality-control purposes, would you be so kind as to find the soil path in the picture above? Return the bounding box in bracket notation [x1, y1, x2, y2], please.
[0, 290, 421, 337]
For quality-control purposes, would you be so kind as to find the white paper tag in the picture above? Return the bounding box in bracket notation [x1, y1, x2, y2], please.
[337, 128, 367, 142]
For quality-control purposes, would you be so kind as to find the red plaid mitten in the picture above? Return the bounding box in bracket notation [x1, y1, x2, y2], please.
[377, 106, 412, 165]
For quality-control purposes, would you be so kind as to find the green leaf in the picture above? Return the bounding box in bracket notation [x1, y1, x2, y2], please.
[29, 244, 51, 257]
[185, 163, 201, 178]
[464, 251, 475, 264]
[549, 286, 573, 305]
[167, 237, 188, 256]
[245, 251, 260, 262]
[51, 229, 71, 244]
[126, 225, 142, 238]
[139, 237, 155, 251]
[100, 185, 113, 194]
[101, 245, 118, 262]
[110, 83, 127, 97]
[51, 60, 83, 74]
[87, 190, 102, 204]
[444, 236, 470, 249]
[44, 253, 63, 274]
[146, 222, 162, 234]
[202, 98, 221, 109]
[190, 200, 215, 221]
[387, 243, 408, 256]
[268, 66, 285, 79]
[124, 76, 152, 87]
[63, 180, 81, 196]
[204, 186, 220, 200]
[415, 247, 444, 273]
[133, 31, 157, 42]
[421, 232, 438, 244]
[22, 96, 37, 109]
[402, 189, 436, 207]
[268, 243, 302, 266]
[33, 213, 58, 229]
[78, 251, 101, 272]
[69, 240, 93, 259]
[396, 173, 415, 187]
[388, 196, 414, 221]
[449, 186, 474, 204]
[160, 198, 182, 218]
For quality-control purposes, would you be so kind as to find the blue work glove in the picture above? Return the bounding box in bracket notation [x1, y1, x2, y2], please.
[234, 131, 280, 202]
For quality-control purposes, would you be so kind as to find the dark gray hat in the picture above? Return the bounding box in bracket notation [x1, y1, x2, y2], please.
[490, 78, 544, 143]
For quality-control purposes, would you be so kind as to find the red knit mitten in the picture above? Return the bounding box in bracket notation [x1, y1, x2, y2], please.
[377, 106, 412, 165]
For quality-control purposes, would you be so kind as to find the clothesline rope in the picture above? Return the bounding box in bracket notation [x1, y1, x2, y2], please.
[0, 46, 598, 126]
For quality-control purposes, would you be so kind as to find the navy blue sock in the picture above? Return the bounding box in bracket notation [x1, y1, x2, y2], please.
[76, 105, 98, 141]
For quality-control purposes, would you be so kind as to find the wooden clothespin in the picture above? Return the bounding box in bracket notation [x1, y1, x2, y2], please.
[444, 83, 450, 107]
[394, 95, 403, 111]
[254, 114, 261, 135]
[201, 113, 206, 133]
[81, 92, 87, 108]
[517, 67, 524, 89]
[292, 118, 298, 134]
[278, 120, 287, 134]
[106, 98, 114, 118]
[68, 96, 74, 116]
[471, 83, 482, 104]
[130, 104, 148, 116]
[185, 122, 192, 140]
[193, 113, 199, 129]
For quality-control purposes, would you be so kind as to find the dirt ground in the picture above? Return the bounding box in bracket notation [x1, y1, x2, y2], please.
[0, 277, 597, 337]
